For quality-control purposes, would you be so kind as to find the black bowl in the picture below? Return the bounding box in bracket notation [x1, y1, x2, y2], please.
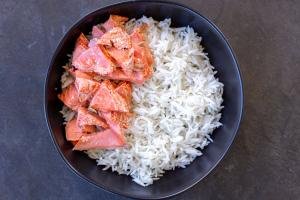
[44, 1, 243, 199]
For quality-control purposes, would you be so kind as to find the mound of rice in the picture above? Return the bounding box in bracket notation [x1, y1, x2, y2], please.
[61, 17, 223, 186]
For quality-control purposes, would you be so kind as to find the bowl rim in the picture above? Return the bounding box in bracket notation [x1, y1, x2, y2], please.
[44, 0, 244, 199]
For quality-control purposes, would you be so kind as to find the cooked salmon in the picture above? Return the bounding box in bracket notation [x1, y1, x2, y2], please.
[72, 33, 89, 66]
[73, 129, 125, 150]
[104, 69, 145, 84]
[80, 124, 97, 133]
[69, 69, 93, 79]
[130, 24, 154, 80]
[101, 111, 131, 129]
[107, 47, 134, 74]
[101, 111, 131, 142]
[132, 45, 148, 70]
[72, 45, 116, 75]
[65, 118, 96, 141]
[102, 15, 128, 31]
[140, 56, 153, 80]
[69, 67, 102, 81]
[92, 25, 105, 38]
[88, 38, 99, 48]
[89, 80, 130, 112]
[130, 23, 148, 42]
[88, 39, 133, 75]
[115, 81, 132, 105]
[61, 16, 156, 151]
[98, 27, 131, 49]
[58, 84, 85, 110]
[77, 107, 108, 128]
[74, 70, 100, 102]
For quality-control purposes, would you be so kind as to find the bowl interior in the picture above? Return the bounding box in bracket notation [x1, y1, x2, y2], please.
[45, 1, 243, 199]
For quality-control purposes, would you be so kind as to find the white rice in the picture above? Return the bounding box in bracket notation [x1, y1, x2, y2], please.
[61, 17, 223, 186]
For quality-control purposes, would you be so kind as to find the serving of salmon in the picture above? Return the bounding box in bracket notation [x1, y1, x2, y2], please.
[58, 14, 154, 151]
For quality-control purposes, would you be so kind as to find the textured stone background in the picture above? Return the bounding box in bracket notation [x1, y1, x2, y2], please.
[0, 0, 299, 199]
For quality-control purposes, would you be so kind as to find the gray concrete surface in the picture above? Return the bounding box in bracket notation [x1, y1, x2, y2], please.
[0, 0, 299, 199]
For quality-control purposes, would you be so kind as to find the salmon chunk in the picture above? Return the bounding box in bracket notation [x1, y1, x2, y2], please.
[77, 107, 108, 128]
[101, 111, 131, 142]
[132, 44, 153, 79]
[88, 38, 99, 48]
[72, 33, 89, 65]
[130, 24, 154, 80]
[58, 84, 85, 110]
[65, 118, 95, 141]
[89, 80, 130, 112]
[75, 72, 100, 93]
[102, 15, 128, 31]
[92, 25, 105, 38]
[74, 71, 100, 102]
[98, 27, 131, 49]
[80, 124, 96, 133]
[70, 69, 95, 79]
[73, 129, 125, 150]
[88, 37, 133, 74]
[104, 69, 145, 84]
[68, 67, 101, 80]
[107, 47, 134, 74]
[72, 45, 116, 75]
[115, 81, 132, 105]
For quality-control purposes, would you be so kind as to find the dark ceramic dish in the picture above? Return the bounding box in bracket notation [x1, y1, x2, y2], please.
[44, 1, 243, 199]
